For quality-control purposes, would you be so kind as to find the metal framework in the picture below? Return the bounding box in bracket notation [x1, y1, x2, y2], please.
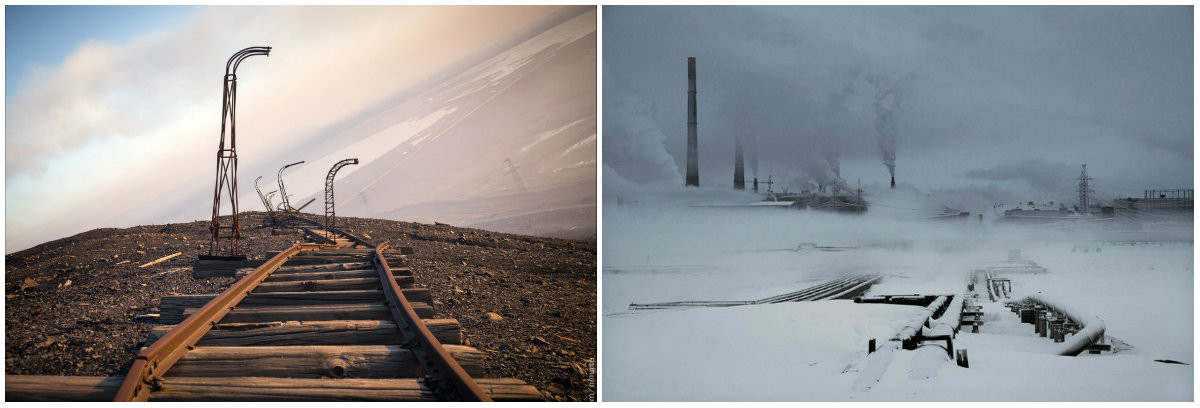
[503, 158, 527, 194]
[254, 176, 277, 226]
[325, 158, 359, 238]
[1077, 164, 1092, 212]
[276, 161, 305, 211]
[206, 46, 271, 258]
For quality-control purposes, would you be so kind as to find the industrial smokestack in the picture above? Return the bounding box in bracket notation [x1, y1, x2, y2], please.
[686, 57, 699, 187]
[891, 175, 895, 189]
[734, 137, 745, 190]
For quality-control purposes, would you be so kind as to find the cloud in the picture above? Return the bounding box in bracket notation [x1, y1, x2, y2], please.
[964, 158, 1078, 196]
[4, 5, 573, 252]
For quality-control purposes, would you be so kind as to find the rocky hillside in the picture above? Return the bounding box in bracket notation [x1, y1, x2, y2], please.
[5, 212, 596, 401]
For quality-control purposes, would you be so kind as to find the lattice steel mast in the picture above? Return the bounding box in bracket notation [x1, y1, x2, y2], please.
[206, 46, 271, 258]
[325, 158, 359, 239]
[1077, 164, 1092, 213]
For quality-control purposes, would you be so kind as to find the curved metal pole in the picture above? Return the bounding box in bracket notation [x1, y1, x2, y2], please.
[276, 161, 305, 211]
[324, 158, 359, 239]
[226, 46, 271, 75]
[207, 46, 270, 258]
[253, 176, 277, 226]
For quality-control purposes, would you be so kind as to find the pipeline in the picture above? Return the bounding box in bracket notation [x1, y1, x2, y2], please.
[630, 275, 880, 310]
[1021, 294, 1106, 356]
[907, 295, 964, 380]
[852, 295, 950, 391]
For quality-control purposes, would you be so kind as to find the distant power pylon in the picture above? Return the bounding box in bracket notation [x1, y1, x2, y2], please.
[1077, 164, 1092, 212]
[504, 158, 527, 194]
[206, 46, 271, 259]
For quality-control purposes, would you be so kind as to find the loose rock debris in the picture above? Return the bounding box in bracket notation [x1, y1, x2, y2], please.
[5, 212, 596, 401]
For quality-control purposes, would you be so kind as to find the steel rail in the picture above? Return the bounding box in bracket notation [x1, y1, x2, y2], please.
[114, 242, 333, 401]
[375, 241, 491, 402]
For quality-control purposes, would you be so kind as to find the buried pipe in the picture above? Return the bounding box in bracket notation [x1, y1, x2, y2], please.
[1022, 294, 1106, 356]
[852, 295, 950, 391]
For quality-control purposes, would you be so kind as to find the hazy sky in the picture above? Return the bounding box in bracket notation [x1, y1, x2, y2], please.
[4, 5, 572, 252]
[6, 6, 199, 96]
[603, 6, 1192, 201]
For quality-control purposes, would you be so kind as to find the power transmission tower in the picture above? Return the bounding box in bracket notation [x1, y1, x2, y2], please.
[504, 158, 527, 194]
[1077, 164, 1092, 213]
[324, 158, 360, 240]
[206, 46, 271, 259]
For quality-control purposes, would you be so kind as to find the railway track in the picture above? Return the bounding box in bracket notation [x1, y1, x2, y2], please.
[628, 274, 880, 310]
[7, 218, 543, 401]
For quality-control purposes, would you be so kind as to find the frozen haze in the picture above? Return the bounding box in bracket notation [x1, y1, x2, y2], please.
[603, 6, 1191, 199]
[603, 197, 1192, 401]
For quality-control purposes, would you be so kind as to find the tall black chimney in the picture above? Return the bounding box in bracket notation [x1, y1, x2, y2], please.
[733, 137, 745, 190]
[686, 57, 699, 187]
[891, 175, 895, 189]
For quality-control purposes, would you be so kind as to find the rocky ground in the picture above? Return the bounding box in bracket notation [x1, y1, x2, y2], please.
[5, 212, 596, 401]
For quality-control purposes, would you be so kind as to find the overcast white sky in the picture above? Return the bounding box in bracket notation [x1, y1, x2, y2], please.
[603, 6, 1193, 202]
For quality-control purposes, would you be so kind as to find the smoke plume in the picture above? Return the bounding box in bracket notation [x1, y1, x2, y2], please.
[602, 89, 682, 186]
[821, 79, 856, 184]
[869, 75, 904, 179]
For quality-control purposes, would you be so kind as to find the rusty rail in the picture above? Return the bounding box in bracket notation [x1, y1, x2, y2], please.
[114, 242, 333, 401]
[375, 241, 491, 401]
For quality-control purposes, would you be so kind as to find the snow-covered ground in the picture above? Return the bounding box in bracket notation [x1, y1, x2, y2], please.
[602, 197, 1193, 401]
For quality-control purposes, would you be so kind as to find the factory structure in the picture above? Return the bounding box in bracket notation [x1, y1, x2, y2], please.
[679, 58, 1189, 223]
[683, 57, 868, 213]
[1111, 189, 1194, 214]
[998, 164, 1192, 225]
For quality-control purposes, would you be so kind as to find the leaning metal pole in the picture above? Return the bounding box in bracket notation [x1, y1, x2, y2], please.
[206, 46, 271, 258]
[277, 161, 305, 212]
[324, 158, 360, 240]
[254, 176, 277, 226]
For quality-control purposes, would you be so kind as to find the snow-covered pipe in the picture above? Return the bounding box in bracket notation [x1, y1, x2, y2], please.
[1022, 294, 1106, 356]
[892, 295, 949, 342]
[853, 295, 950, 391]
[984, 271, 996, 301]
[939, 295, 965, 333]
[852, 340, 898, 392]
[908, 323, 953, 380]
[907, 295, 964, 380]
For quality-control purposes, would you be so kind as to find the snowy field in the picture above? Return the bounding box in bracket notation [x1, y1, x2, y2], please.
[602, 199, 1193, 401]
